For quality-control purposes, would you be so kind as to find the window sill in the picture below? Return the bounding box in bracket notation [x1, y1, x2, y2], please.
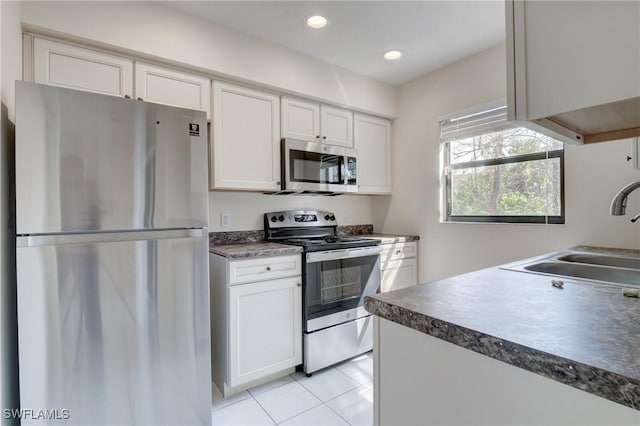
[440, 220, 566, 227]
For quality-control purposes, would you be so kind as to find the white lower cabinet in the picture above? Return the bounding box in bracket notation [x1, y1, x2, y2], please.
[228, 276, 302, 388]
[380, 241, 418, 292]
[210, 253, 302, 397]
[381, 258, 417, 293]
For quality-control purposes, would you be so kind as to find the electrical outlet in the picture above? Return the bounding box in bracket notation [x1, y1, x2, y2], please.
[221, 212, 231, 227]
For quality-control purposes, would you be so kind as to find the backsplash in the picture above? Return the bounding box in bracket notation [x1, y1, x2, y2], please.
[209, 225, 374, 245]
[209, 230, 265, 245]
[336, 224, 374, 236]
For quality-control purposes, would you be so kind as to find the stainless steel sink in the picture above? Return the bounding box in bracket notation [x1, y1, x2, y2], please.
[523, 261, 640, 287]
[502, 249, 640, 288]
[556, 253, 640, 270]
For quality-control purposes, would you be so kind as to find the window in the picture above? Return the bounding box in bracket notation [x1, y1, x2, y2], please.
[441, 104, 565, 224]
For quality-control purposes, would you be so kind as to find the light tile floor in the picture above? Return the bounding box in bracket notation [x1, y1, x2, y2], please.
[212, 352, 373, 426]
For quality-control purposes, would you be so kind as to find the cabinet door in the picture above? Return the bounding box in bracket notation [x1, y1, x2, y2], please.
[321, 105, 353, 147]
[212, 81, 281, 191]
[507, 1, 640, 144]
[354, 113, 391, 193]
[134, 62, 211, 119]
[281, 97, 320, 142]
[381, 258, 417, 293]
[33, 37, 133, 98]
[228, 276, 302, 387]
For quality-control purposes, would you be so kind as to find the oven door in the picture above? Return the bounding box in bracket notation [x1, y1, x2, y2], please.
[284, 139, 347, 193]
[304, 246, 381, 332]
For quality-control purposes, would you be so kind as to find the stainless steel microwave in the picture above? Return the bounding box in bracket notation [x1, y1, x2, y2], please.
[281, 138, 358, 194]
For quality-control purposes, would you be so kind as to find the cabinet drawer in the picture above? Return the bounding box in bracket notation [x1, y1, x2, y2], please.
[381, 241, 417, 262]
[229, 255, 301, 285]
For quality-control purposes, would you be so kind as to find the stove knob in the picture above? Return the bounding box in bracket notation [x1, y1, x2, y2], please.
[278, 215, 285, 222]
[324, 215, 330, 221]
[329, 215, 335, 221]
[270, 216, 277, 223]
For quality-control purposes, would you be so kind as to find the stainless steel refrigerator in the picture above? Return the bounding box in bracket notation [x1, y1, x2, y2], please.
[15, 81, 211, 425]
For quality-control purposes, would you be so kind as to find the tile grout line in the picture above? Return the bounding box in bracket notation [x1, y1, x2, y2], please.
[213, 355, 373, 426]
[249, 375, 323, 425]
[322, 401, 352, 426]
[249, 392, 281, 426]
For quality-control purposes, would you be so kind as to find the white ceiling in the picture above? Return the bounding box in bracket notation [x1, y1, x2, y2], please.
[167, 1, 506, 86]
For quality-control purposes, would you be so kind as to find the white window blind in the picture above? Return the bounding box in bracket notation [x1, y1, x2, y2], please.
[440, 105, 514, 143]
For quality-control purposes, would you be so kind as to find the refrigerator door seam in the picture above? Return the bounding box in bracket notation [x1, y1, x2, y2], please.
[17, 228, 205, 247]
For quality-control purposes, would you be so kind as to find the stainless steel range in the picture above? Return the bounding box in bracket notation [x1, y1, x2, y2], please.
[264, 210, 381, 375]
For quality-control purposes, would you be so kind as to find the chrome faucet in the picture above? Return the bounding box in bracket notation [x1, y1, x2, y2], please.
[610, 181, 640, 220]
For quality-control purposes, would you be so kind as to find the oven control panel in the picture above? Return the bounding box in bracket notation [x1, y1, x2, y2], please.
[264, 210, 337, 228]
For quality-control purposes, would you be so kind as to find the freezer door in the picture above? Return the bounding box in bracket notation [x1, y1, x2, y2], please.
[15, 81, 208, 234]
[16, 231, 211, 425]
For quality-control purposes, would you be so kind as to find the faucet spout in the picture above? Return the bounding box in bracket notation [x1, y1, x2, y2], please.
[610, 180, 640, 215]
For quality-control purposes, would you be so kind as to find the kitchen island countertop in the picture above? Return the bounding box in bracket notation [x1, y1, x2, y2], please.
[365, 246, 640, 410]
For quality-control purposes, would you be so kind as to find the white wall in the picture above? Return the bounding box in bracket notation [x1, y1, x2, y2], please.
[1, 1, 22, 422]
[209, 192, 372, 232]
[373, 44, 640, 282]
[20, 1, 395, 118]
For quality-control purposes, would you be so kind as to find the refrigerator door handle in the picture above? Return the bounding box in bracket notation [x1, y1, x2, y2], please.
[17, 228, 205, 247]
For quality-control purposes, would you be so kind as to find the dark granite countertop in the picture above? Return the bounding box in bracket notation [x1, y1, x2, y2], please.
[209, 242, 302, 259]
[365, 246, 640, 411]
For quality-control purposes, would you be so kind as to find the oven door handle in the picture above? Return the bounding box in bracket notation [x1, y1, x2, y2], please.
[306, 246, 382, 263]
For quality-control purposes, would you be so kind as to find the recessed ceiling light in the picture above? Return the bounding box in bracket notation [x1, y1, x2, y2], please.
[306, 15, 328, 29]
[383, 50, 403, 61]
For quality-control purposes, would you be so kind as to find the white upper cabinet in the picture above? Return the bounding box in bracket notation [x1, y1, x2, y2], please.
[211, 81, 281, 191]
[354, 113, 391, 194]
[134, 62, 211, 119]
[33, 37, 133, 98]
[281, 97, 353, 147]
[280, 97, 320, 141]
[506, 0, 640, 144]
[320, 105, 353, 147]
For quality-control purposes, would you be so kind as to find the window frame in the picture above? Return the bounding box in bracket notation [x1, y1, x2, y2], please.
[442, 130, 566, 225]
